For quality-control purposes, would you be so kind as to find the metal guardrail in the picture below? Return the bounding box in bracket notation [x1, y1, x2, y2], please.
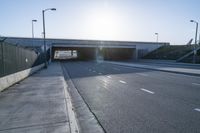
[0, 41, 45, 78]
[176, 46, 200, 62]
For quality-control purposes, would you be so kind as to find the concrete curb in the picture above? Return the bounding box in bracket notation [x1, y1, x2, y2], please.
[105, 61, 200, 77]
[0, 64, 44, 92]
[61, 68, 79, 133]
[61, 63, 105, 133]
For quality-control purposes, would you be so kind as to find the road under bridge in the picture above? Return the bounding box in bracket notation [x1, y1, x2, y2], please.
[51, 44, 137, 61]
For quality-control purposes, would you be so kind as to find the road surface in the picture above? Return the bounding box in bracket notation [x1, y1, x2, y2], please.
[62, 61, 200, 133]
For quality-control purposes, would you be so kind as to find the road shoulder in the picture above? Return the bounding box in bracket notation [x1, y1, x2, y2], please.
[61, 63, 105, 133]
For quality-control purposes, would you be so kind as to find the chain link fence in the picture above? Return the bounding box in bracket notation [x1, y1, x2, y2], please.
[0, 41, 45, 78]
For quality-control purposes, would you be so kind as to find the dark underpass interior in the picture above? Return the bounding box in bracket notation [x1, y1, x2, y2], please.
[51, 46, 136, 61]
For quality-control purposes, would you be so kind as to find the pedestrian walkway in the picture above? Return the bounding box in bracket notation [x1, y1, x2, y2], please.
[139, 59, 200, 67]
[105, 61, 200, 76]
[0, 63, 71, 133]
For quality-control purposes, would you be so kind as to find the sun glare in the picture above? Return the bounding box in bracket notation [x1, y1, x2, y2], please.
[86, 8, 120, 40]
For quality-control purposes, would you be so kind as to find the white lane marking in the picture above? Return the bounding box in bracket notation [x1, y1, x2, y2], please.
[107, 76, 111, 79]
[194, 108, 200, 112]
[98, 72, 102, 75]
[140, 88, 155, 94]
[192, 83, 200, 86]
[119, 80, 126, 84]
[136, 73, 148, 77]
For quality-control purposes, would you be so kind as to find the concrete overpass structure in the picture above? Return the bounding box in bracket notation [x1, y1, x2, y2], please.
[4, 37, 169, 61]
[52, 42, 137, 60]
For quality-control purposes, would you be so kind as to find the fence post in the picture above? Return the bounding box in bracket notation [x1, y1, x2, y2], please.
[0, 38, 7, 76]
[0, 41, 5, 76]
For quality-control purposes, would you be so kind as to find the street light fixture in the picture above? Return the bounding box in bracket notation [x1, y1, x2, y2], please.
[32, 19, 37, 38]
[190, 19, 198, 64]
[155, 33, 159, 43]
[42, 8, 56, 68]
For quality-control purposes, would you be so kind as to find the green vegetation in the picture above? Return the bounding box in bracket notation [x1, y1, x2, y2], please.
[143, 45, 194, 60]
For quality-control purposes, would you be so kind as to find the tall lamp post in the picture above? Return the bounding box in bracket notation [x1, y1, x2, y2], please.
[155, 33, 159, 43]
[199, 32, 200, 45]
[42, 8, 56, 68]
[190, 20, 198, 64]
[32, 19, 37, 38]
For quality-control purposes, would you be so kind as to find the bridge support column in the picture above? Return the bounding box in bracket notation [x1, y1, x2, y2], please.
[95, 47, 99, 60]
[132, 49, 138, 60]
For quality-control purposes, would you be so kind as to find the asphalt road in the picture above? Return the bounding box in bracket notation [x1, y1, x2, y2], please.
[62, 61, 200, 133]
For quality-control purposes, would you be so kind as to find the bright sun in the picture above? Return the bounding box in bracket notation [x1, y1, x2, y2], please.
[86, 8, 120, 40]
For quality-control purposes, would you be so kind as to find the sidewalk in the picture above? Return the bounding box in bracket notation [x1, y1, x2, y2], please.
[105, 61, 200, 76]
[0, 63, 72, 133]
[139, 59, 200, 67]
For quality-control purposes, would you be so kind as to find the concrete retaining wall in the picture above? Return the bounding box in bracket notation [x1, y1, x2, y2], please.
[0, 64, 44, 92]
[136, 43, 165, 58]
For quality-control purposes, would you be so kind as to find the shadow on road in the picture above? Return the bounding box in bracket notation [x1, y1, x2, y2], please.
[60, 61, 153, 79]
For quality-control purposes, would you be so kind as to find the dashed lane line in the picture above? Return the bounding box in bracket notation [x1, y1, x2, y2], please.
[192, 83, 200, 86]
[119, 80, 126, 84]
[136, 73, 148, 77]
[140, 88, 155, 94]
[107, 76, 111, 79]
[194, 108, 200, 112]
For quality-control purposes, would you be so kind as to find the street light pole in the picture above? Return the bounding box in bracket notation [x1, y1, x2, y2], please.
[32, 19, 37, 38]
[42, 10, 46, 68]
[42, 8, 56, 68]
[199, 33, 200, 45]
[190, 20, 198, 64]
[155, 33, 158, 42]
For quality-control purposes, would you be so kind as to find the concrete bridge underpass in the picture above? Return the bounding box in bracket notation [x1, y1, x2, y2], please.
[4, 37, 168, 61]
[51, 44, 137, 61]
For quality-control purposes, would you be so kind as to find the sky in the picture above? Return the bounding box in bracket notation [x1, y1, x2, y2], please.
[0, 0, 200, 45]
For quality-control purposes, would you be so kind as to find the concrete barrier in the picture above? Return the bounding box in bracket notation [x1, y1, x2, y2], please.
[0, 64, 44, 92]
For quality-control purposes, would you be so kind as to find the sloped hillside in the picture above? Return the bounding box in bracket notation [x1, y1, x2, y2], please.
[143, 45, 193, 60]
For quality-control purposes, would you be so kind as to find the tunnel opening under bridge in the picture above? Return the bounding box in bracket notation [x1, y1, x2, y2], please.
[101, 48, 136, 61]
[51, 47, 96, 61]
[51, 46, 137, 61]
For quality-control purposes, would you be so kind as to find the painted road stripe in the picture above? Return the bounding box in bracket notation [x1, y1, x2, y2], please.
[136, 73, 148, 77]
[119, 80, 126, 84]
[192, 83, 200, 86]
[194, 108, 200, 112]
[98, 72, 102, 75]
[107, 76, 111, 79]
[140, 88, 155, 94]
